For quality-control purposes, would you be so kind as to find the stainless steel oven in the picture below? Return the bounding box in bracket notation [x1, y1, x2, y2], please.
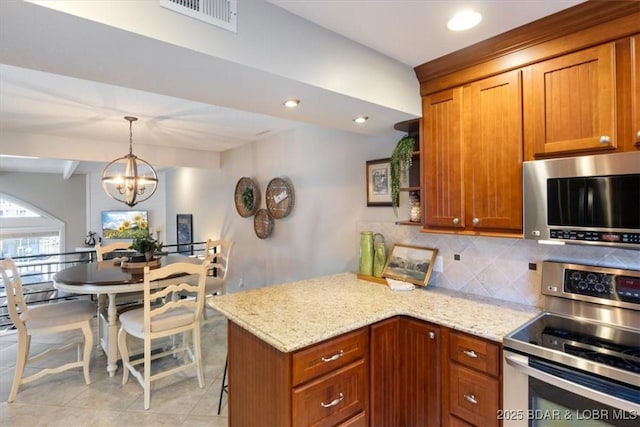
[503, 261, 640, 426]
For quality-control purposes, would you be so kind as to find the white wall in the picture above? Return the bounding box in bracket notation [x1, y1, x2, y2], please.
[164, 124, 401, 291]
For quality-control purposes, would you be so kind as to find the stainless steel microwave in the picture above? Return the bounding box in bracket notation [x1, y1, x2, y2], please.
[523, 151, 640, 249]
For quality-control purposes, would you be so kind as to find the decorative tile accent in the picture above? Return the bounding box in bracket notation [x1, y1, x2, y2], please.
[357, 221, 640, 308]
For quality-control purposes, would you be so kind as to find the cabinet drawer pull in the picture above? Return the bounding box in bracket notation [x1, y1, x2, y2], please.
[464, 393, 478, 405]
[321, 392, 344, 408]
[453, 217, 460, 225]
[599, 135, 611, 144]
[321, 350, 344, 363]
[472, 217, 480, 225]
[462, 349, 478, 358]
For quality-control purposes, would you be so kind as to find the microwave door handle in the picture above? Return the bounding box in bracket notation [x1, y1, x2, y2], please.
[578, 186, 586, 225]
[504, 353, 638, 413]
[586, 186, 594, 225]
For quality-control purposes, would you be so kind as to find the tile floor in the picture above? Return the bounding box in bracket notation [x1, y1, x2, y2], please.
[0, 308, 229, 426]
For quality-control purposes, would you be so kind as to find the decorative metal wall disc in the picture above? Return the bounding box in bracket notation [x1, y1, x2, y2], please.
[234, 177, 259, 217]
[266, 177, 294, 219]
[254, 208, 274, 239]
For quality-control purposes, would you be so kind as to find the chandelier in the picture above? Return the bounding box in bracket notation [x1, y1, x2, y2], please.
[101, 116, 158, 207]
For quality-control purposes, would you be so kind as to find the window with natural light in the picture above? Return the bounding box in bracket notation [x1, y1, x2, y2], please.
[0, 195, 62, 260]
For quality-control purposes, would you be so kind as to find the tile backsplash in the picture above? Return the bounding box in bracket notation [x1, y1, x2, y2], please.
[357, 221, 640, 308]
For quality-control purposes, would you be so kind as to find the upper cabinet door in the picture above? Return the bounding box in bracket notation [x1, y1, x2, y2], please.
[423, 88, 464, 229]
[463, 70, 523, 232]
[523, 43, 617, 160]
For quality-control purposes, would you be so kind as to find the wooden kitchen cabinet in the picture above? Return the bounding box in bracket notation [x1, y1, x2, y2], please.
[523, 43, 617, 159]
[423, 88, 464, 230]
[444, 330, 501, 427]
[401, 318, 441, 427]
[369, 317, 441, 427]
[228, 321, 369, 427]
[369, 317, 401, 427]
[423, 70, 523, 235]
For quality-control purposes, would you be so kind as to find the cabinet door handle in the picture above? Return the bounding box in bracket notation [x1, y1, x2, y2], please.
[599, 135, 611, 144]
[636, 131, 640, 143]
[464, 393, 478, 405]
[428, 331, 436, 339]
[452, 217, 460, 225]
[462, 349, 478, 358]
[472, 217, 480, 225]
[321, 350, 344, 363]
[321, 392, 344, 408]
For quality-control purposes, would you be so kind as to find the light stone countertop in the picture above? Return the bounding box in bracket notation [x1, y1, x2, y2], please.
[209, 272, 541, 353]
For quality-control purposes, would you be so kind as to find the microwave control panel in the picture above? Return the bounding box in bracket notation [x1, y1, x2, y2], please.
[550, 229, 640, 245]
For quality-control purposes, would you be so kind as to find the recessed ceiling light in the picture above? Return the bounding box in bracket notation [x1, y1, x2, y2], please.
[353, 116, 368, 124]
[447, 10, 482, 31]
[283, 99, 300, 108]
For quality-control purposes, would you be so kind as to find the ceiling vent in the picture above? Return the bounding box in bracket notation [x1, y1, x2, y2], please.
[160, 0, 237, 33]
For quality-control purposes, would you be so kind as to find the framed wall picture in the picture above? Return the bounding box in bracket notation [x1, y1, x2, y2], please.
[176, 214, 193, 255]
[366, 158, 394, 206]
[382, 244, 439, 287]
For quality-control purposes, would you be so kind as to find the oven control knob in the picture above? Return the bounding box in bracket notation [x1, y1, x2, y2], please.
[578, 281, 588, 290]
[587, 273, 597, 283]
[594, 283, 605, 293]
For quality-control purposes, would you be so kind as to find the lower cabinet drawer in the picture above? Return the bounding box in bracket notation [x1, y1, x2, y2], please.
[449, 363, 499, 427]
[449, 415, 476, 427]
[293, 327, 369, 386]
[338, 411, 367, 427]
[292, 359, 367, 427]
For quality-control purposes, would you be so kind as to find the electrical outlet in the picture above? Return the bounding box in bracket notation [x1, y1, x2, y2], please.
[434, 256, 444, 273]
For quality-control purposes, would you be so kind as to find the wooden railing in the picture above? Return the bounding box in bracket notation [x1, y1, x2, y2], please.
[0, 241, 207, 332]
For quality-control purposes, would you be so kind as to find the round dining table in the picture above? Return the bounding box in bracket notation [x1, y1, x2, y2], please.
[54, 255, 203, 376]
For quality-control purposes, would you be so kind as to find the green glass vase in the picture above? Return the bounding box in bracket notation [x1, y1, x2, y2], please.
[372, 233, 386, 278]
[359, 231, 374, 276]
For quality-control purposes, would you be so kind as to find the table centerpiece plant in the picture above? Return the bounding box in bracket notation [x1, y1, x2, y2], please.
[129, 235, 164, 262]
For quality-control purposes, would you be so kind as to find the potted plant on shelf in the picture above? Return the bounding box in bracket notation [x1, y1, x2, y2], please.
[129, 235, 163, 262]
[390, 134, 417, 216]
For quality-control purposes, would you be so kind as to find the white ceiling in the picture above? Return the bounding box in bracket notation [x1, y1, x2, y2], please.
[0, 0, 585, 176]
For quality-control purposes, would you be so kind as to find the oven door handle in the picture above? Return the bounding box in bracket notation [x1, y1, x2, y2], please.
[505, 353, 639, 413]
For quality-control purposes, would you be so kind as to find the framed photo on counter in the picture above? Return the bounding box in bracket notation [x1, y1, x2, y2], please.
[382, 244, 438, 287]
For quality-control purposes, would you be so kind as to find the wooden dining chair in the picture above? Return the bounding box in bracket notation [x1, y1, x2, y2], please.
[201, 239, 234, 413]
[93, 241, 140, 346]
[0, 258, 95, 402]
[94, 242, 131, 261]
[203, 239, 234, 304]
[117, 260, 209, 410]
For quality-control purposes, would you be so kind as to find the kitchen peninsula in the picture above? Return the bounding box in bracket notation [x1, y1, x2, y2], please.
[209, 273, 540, 426]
